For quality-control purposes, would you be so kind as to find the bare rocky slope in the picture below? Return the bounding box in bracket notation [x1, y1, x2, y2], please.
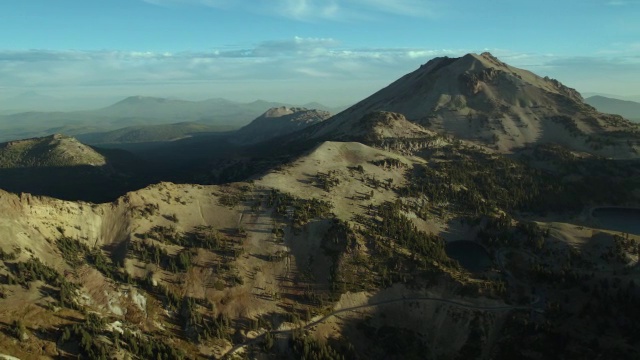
[0, 136, 639, 358]
[231, 106, 330, 145]
[322, 111, 434, 142]
[0, 144, 517, 359]
[300, 52, 639, 158]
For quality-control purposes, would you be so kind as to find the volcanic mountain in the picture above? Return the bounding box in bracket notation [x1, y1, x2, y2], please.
[1, 67, 640, 359]
[232, 106, 331, 144]
[302, 52, 639, 157]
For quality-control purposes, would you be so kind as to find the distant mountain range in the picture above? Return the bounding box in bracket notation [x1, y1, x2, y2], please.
[0, 96, 346, 143]
[0, 91, 119, 113]
[96, 96, 333, 123]
[581, 92, 640, 103]
[76, 122, 228, 145]
[112, 53, 640, 165]
[2, 52, 639, 199]
[585, 95, 640, 122]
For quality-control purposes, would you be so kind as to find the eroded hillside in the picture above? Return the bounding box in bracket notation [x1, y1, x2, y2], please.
[1, 137, 638, 359]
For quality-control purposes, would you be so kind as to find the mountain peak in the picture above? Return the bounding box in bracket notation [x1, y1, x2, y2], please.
[461, 52, 492, 61]
[233, 107, 330, 145]
[47, 133, 68, 140]
[116, 95, 170, 104]
[455, 52, 501, 72]
[304, 53, 639, 157]
[478, 51, 504, 63]
[263, 106, 297, 118]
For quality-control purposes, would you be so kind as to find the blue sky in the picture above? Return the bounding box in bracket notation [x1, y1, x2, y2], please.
[0, 0, 639, 106]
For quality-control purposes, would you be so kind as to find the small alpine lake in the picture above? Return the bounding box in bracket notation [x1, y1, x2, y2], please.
[592, 207, 640, 236]
[445, 240, 493, 273]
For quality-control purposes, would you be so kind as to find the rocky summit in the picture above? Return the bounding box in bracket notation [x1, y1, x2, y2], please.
[232, 106, 331, 144]
[304, 53, 639, 158]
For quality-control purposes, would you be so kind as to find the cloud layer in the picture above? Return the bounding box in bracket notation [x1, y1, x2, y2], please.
[141, 0, 435, 20]
[0, 38, 459, 86]
[1, 38, 639, 105]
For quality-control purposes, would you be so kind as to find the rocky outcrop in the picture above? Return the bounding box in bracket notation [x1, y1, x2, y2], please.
[232, 107, 330, 145]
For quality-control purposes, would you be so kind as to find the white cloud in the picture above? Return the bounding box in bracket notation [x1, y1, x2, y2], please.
[605, 0, 640, 5]
[0, 41, 458, 104]
[295, 67, 333, 77]
[350, 0, 436, 17]
[597, 42, 640, 56]
[2, 42, 639, 105]
[271, 0, 343, 21]
[141, 0, 230, 8]
[253, 36, 339, 56]
[140, 0, 437, 20]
